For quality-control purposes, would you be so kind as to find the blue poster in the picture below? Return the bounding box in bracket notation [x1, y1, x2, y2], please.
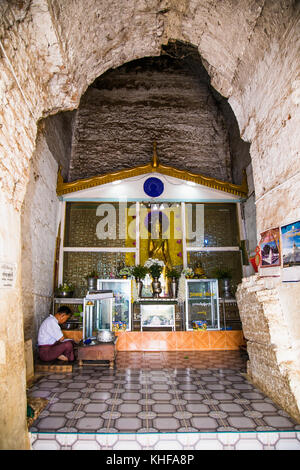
[281, 220, 300, 267]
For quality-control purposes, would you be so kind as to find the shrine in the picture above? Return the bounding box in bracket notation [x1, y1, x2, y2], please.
[54, 143, 246, 351]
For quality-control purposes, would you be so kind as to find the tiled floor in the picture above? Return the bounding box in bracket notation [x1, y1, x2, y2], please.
[29, 351, 300, 449]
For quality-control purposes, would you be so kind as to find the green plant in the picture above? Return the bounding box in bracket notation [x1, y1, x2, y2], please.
[165, 267, 180, 279]
[56, 282, 74, 292]
[131, 265, 148, 280]
[212, 267, 232, 279]
[148, 263, 163, 279]
[85, 271, 98, 280]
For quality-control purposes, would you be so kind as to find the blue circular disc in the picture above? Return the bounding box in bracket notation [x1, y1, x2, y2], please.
[143, 177, 164, 197]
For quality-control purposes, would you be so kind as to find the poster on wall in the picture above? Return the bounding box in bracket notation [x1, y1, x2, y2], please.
[0, 262, 16, 288]
[281, 220, 300, 267]
[259, 228, 281, 267]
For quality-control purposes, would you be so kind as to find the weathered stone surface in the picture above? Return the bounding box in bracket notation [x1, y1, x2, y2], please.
[181, 0, 266, 96]
[69, 56, 233, 182]
[229, 0, 300, 213]
[246, 340, 300, 421]
[242, 163, 257, 257]
[0, 193, 30, 450]
[236, 284, 271, 346]
[237, 275, 300, 422]
[21, 129, 60, 345]
[43, 111, 76, 181]
[24, 339, 34, 383]
[255, 172, 300, 237]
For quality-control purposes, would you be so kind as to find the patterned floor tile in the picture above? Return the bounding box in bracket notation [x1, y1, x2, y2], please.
[84, 403, 108, 413]
[76, 417, 104, 431]
[228, 416, 257, 429]
[115, 417, 142, 431]
[153, 417, 181, 430]
[29, 351, 300, 435]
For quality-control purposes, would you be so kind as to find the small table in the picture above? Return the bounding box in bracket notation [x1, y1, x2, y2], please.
[77, 339, 118, 369]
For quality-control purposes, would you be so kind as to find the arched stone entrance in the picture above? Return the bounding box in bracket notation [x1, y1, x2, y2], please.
[0, 0, 299, 449]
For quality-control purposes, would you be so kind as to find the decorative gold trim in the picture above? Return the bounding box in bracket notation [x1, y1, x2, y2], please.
[152, 141, 159, 168]
[57, 143, 248, 198]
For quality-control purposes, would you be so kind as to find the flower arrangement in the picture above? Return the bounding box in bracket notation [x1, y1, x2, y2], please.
[56, 282, 74, 292]
[131, 264, 148, 280]
[144, 258, 165, 268]
[55, 282, 74, 297]
[119, 266, 133, 278]
[84, 271, 99, 280]
[112, 321, 127, 332]
[148, 263, 163, 279]
[144, 258, 164, 279]
[182, 267, 194, 278]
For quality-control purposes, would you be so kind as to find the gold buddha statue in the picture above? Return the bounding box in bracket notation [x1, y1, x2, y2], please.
[148, 214, 172, 270]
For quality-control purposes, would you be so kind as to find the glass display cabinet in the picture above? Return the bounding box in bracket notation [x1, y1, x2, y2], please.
[185, 279, 220, 330]
[140, 301, 176, 331]
[83, 292, 114, 340]
[97, 279, 132, 331]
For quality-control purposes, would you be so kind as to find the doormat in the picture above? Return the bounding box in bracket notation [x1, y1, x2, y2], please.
[27, 396, 49, 428]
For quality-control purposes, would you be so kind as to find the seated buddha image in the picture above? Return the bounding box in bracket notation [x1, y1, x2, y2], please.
[148, 212, 172, 269]
[194, 261, 206, 278]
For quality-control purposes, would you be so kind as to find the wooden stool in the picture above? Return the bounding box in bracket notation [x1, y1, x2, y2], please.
[78, 340, 117, 369]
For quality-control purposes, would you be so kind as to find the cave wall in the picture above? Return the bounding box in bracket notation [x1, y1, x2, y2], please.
[21, 128, 60, 348]
[68, 56, 233, 182]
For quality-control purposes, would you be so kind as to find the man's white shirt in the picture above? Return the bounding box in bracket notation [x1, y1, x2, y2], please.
[38, 315, 63, 346]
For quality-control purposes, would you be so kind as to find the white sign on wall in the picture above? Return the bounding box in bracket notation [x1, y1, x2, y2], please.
[0, 262, 16, 288]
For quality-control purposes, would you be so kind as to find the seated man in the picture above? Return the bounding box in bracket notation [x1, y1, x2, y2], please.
[38, 306, 76, 362]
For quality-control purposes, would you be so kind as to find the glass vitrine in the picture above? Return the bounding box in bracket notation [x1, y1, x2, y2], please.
[83, 293, 114, 340]
[97, 279, 132, 331]
[140, 301, 176, 331]
[185, 279, 220, 330]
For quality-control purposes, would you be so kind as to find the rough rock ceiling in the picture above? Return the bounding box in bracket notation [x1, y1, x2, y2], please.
[46, 41, 250, 185]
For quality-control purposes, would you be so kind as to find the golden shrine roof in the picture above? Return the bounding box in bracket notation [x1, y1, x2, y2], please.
[56, 142, 248, 198]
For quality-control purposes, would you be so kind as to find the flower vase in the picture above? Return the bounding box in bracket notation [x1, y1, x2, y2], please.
[136, 279, 143, 298]
[170, 277, 177, 298]
[222, 278, 232, 299]
[56, 290, 74, 298]
[87, 277, 97, 291]
[152, 277, 162, 298]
